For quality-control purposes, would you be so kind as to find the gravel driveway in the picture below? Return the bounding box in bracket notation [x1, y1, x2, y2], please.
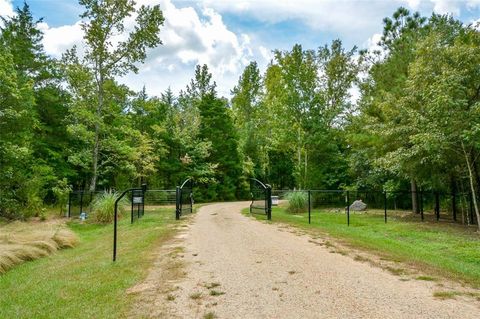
[131, 202, 479, 319]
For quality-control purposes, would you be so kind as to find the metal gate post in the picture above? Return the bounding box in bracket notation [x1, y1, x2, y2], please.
[79, 191, 84, 216]
[131, 192, 134, 224]
[175, 186, 180, 220]
[384, 191, 387, 224]
[308, 190, 311, 224]
[346, 190, 350, 226]
[267, 185, 272, 220]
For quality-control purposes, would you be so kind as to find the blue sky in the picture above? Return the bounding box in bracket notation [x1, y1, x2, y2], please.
[3, 0, 480, 97]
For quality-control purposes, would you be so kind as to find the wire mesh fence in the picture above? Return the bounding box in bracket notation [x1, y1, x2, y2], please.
[68, 188, 178, 220]
[144, 189, 176, 206]
[67, 191, 104, 218]
[273, 189, 478, 227]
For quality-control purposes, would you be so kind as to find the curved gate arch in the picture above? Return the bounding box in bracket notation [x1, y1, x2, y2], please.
[176, 178, 193, 220]
[250, 178, 272, 220]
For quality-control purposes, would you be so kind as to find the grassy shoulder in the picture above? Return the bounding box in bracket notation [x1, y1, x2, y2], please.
[0, 206, 180, 319]
[244, 206, 480, 287]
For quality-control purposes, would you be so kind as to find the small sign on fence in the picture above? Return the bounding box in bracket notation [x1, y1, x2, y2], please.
[133, 196, 143, 204]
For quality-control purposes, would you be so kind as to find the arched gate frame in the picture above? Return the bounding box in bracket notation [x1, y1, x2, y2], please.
[250, 178, 272, 220]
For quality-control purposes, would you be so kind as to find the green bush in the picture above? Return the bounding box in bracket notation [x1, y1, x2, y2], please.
[52, 178, 72, 216]
[286, 191, 308, 214]
[91, 191, 129, 224]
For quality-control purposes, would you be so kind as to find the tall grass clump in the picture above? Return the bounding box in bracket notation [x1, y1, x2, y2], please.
[91, 191, 130, 224]
[286, 191, 308, 214]
[0, 222, 78, 274]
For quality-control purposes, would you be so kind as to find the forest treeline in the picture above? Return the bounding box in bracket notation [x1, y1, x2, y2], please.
[0, 2, 479, 221]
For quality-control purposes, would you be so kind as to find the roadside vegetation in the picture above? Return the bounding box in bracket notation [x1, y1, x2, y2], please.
[0, 207, 178, 319]
[0, 220, 77, 274]
[246, 206, 480, 287]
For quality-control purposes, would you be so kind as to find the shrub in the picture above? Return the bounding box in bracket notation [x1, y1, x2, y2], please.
[52, 178, 72, 216]
[286, 191, 308, 214]
[91, 191, 129, 224]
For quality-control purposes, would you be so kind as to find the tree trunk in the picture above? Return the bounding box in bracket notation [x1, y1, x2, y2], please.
[89, 70, 104, 192]
[471, 151, 480, 192]
[90, 133, 99, 192]
[463, 142, 480, 231]
[411, 179, 419, 214]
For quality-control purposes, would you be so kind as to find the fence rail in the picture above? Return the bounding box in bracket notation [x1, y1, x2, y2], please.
[272, 189, 478, 227]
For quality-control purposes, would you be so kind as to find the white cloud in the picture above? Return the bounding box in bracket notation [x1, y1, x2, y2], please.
[39, 22, 84, 58]
[202, 0, 392, 36]
[404, 0, 422, 9]
[0, 0, 15, 26]
[123, 0, 258, 97]
[467, 0, 480, 9]
[259, 46, 273, 63]
[33, 0, 260, 97]
[431, 0, 461, 16]
[365, 33, 383, 53]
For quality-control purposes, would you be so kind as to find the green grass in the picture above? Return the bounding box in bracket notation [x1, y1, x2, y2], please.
[245, 207, 480, 286]
[0, 206, 179, 319]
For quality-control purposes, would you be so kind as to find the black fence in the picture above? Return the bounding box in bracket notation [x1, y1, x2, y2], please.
[176, 179, 193, 220]
[144, 189, 177, 206]
[250, 178, 272, 220]
[67, 190, 103, 218]
[69, 188, 179, 219]
[130, 189, 145, 223]
[272, 189, 478, 226]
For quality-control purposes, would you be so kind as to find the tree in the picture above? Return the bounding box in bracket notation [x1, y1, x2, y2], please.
[0, 2, 50, 83]
[0, 3, 68, 216]
[198, 93, 242, 200]
[0, 46, 36, 218]
[352, 7, 428, 211]
[400, 24, 480, 229]
[231, 62, 267, 179]
[66, 0, 164, 191]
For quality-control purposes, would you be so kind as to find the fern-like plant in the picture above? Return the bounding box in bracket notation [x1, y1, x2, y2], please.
[91, 191, 129, 224]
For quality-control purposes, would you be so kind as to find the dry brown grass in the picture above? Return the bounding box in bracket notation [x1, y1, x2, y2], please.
[0, 220, 77, 274]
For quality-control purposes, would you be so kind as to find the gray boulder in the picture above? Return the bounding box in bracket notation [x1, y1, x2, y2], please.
[349, 200, 367, 211]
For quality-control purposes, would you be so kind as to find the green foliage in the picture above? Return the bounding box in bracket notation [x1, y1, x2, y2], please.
[286, 191, 308, 214]
[52, 178, 72, 216]
[91, 191, 129, 224]
[0, 45, 36, 219]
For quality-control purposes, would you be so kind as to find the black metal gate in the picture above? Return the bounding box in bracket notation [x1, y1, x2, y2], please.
[130, 189, 145, 223]
[176, 178, 193, 220]
[113, 184, 147, 261]
[250, 178, 272, 220]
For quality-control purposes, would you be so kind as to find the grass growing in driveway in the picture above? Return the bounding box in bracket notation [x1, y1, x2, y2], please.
[0, 206, 179, 319]
[245, 207, 480, 287]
